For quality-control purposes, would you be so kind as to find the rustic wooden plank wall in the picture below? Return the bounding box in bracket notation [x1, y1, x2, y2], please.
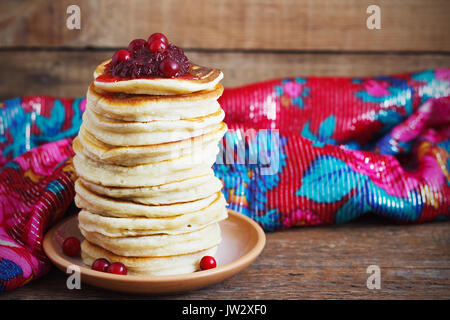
[0, 0, 449, 99]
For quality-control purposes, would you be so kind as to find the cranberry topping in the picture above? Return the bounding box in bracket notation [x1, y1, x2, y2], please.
[128, 39, 147, 56]
[149, 39, 167, 53]
[106, 33, 190, 79]
[148, 33, 168, 46]
[159, 58, 180, 77]
[112, 50, 131, 64]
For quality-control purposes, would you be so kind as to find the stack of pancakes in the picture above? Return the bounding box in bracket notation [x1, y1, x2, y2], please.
[73, 60, 227, 275]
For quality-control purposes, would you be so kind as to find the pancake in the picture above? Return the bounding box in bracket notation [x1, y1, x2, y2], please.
[82, 106, 224, 146]
[78, 170, 215, 198]
[74, 159, 213, 188]
[73, 142, 218, 187]
[77, 193, 227, 236]
[81, 240, 218, 276]
[75, 179, 223, 218]
[87, 82, 224, 121]
[94, 60, 224, 95]
[76, 122, 226, 166]
[84, 106, 225, 134]
[80, 222, 221, 257]
[79, 173, 223, 205]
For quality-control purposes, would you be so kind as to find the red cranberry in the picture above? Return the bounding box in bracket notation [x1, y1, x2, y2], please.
[128, 39, 147, 55]
[148, 33, 168, 46]
[149, 39, 167, 53]
[112, 50, 131, 64]
[107, 262, 127, 275]
[200, 256, 217, 270]
[91, 258, 110, 272]
[159, 58, 180, 77]
[62, 237, 80, 257]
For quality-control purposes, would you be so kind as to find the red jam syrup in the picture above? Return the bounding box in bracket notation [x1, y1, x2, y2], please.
[97, 33, 198, 82]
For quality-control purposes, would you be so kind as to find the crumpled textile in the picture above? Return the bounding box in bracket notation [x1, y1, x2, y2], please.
[0, 69, 449, 292]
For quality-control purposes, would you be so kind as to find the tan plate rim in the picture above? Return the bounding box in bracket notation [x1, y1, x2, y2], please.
[43, 210, 266, 293]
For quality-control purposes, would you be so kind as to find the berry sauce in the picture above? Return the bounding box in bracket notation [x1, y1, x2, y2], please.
[104, 41, 191, 80]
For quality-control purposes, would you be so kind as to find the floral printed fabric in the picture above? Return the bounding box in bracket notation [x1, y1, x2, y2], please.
[0, 97, 82, 292]
[217, 69, 449, 229]
[0, 69, 449, 291]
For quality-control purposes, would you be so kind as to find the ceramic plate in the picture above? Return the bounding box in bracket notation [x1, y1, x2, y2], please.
[43, 210, 265, 294]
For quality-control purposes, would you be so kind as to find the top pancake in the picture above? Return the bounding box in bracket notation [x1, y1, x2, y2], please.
[94, 60, 224, 95]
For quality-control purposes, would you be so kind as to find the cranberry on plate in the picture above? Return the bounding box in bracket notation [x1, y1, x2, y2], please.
[62, 237, 81, 257]
[91, 258, 110, 272]
[200, 256, 217, 270]
[107, 262, 128, 275]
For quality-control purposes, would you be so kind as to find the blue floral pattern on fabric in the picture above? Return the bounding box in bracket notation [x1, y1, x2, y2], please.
[275, 78, 309, 109]
[301, 115, 337, 147]
[297, 155, 423, 224]
[0, 97, 84, 164]
[0, 258, 23, 292]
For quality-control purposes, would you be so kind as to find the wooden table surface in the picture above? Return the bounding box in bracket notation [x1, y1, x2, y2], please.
[2, 215, 449, 300]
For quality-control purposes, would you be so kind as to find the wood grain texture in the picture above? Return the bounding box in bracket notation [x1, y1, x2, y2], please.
[1, 50, 449, 100]
[1, 0, 449, 52]
[1, 217, 449, 300]
[0, 0, 449, 301]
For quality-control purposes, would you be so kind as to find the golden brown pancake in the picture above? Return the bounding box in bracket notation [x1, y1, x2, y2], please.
[76, 122, 226, 166]
[77, 191, 227, 236]
[81, 106, 225, 146]
[73, 140, 218, 187]
[79, 222, 221, 257]
[75, 178, 223, 218]
[87, 82, 224, 121]
[78, 171, 223, 205]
